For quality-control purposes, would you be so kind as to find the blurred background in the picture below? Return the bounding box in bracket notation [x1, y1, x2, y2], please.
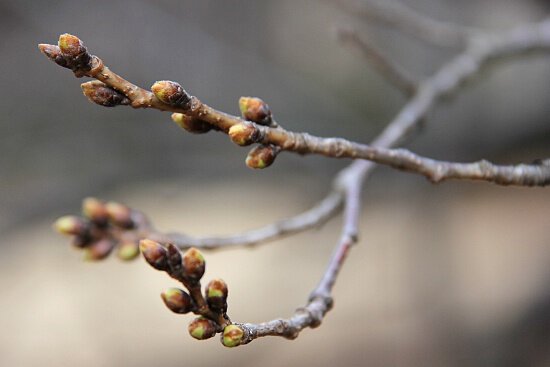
[1, 0, 549, 366]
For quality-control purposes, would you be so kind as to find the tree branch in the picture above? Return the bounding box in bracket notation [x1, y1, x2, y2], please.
[39, 23, 550, 186]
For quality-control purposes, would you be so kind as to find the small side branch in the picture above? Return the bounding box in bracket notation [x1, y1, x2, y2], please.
[337, 27, 417, 96]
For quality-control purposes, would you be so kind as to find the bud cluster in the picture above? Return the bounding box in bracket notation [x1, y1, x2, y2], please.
[140, 241, 236, 343]
[39, 34, 92, 74]
[53, 197, 140, 261]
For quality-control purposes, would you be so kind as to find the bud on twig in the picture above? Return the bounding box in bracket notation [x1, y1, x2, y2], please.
[171, 113, 212, 134]
[222, 324, 244, 348]
[140, 239, 169, 271]
[228, 123, 259, 146]
[188, 317, 218, 340]
[57, 34, 91, 70]
[182, 247, 206, 281]
[161, 288, 193, 314]
[105, 201, 133, 228]
[38, 44, 68, 68]
[117, 241, 140, 261]
[82, 197, 109, 225]
[84, 238, 115, 261]
[239, 97, 272, 126]
[151, 81, 191, 107]
[81, 81, 130, 107]
[205, 278, 228, 311]
[53, 215, 89, 236]
[245, 144, 279, 169]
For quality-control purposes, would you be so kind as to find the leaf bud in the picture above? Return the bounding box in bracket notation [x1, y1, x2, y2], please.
[82, 197, 109, 225]
[205, 278, 228, 311]
[239, 97, 272, 126]
[161, 288, 193, 314]
[228, 123, 259, 146]
[53, 215, 89, 236]
[245, 144, 278, 169]
[117, 241, 140, 261]
[81, 81, 130, 107]
[57, 33, 91, 70]
[182, 247, 205, 281]
[188, 317, 218, 340]
[105, 201, 133, 228]
[151, 81, 191, 107]
[171, 113, 212, 134]
[222, 324, 245, 348]
[140, 239, 169, 271]
[38, 44, 69, 68]
[83, 238, 115, 261]
[166, 244, 183, 274]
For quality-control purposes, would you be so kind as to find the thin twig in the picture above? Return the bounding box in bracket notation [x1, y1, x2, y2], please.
[336, 27, 417, 95]
[332, 0, 481, 48]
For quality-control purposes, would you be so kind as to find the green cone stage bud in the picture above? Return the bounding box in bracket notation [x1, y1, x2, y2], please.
[81, 81, 130, 107]
[117, 241, 140, 261]
[84, 238, 115, 261]
[151, 81, 191, 106]
[188, 317, 217, 340]
[57, 33, 91, 70]
[53, 215, 89, 236]
[105, 201, 133, 228]
[140, 239, 169, 271]
[245, 144, 278, 169]
[228, 123, 258, 146]
[182, 247, 205, 280]
[161, 288, 193, 314]
[205, 278, 228, 311]
[222, 324, 244, 347]
[239, 97, 272, 126]
[171, 113, 212, 134]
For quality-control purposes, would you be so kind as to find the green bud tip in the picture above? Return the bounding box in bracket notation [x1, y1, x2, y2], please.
[228, 123, 258, 146]
[58, 33, 84, 57]
[151, 81, 190, 106]
[105, 201, 133, 228]
[238, 97, 272, 126]
[53, 215, 87, 236]
[188, 318, 217, 340]
[140, 239, 168, 270]
[206, 278, 228, 299]
[83, 238, 115, 261]
[222, 325, 244, 348]
[170, 113, 212, 134]
[161, 288, 192, 314]
[182, 247, 206, 280]
[117, 241, 140, 261]
[245, 145, 277, 169]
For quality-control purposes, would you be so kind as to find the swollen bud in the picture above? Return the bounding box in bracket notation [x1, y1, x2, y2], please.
[140, 239, 169, 271]
[239, 97, 272, 126]
[38, 44, 68, 68]
[205, 278, 228, 311]
[82, 197, 109, 225]
[228, 123, 259, 146]
[117, 241, 140, 261]
[182, 247, 206, 281]
[83, 238, 115, 261]
[58, 34, 85, 57]
[222, 324, 245, 348]
[161, 288, 193, 314]
[245, 144, 278, 169]
[105, 201, 133, 228]
[53, 215, 89, 236]
[151, 81, 191, 107]
[81, 81, 130, 107]
[171, 113, 212, 134]
[188, 317, 218, 340]
[166, 244, 183, 274]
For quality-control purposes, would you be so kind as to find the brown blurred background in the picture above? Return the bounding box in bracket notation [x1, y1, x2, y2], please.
[1, 0, 549, 366]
